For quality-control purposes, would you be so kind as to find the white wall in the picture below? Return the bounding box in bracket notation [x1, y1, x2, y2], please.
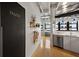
[18, 2, 41, 57]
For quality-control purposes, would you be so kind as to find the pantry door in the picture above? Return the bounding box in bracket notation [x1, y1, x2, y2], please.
[1, 2, 25, 57]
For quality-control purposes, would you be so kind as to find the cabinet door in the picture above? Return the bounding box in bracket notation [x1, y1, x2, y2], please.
[71, 37, 79, 53]
[63, 36, 71, 50]
[53, 36, 58, 46]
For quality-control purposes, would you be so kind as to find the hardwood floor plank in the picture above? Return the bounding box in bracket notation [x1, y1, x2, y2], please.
[32, 46, 79, 57]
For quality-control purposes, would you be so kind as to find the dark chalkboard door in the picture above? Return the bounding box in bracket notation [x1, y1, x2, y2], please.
[1, 2, 25, 57]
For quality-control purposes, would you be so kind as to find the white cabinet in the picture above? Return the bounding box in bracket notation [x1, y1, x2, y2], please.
[64, 36, 79, 53]
[71, 37, 79, 53]
[63, 36, 71, 50]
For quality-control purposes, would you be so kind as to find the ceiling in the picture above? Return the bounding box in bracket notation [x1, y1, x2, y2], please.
[56, 2, 79, 15]
[35, 2, 58, 13]
[19, 2, 79, 15]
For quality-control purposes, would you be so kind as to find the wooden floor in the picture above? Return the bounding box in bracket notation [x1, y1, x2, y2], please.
[32, 46, 79, 57]
[32, 36, 79, 57]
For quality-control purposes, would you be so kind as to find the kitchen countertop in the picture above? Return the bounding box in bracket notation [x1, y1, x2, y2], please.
[53, 31, 79, 37]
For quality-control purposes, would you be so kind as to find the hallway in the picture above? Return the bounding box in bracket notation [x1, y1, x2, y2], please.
[19, 2, 79, 57]
[32, 46, 79, 57]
